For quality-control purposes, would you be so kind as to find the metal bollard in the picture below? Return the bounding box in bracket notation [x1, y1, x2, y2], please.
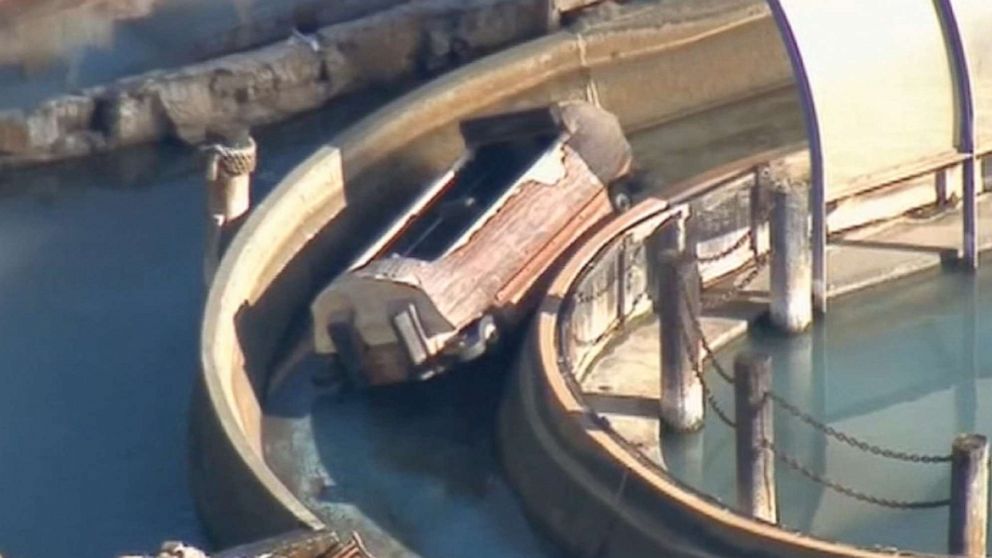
[769, 178, 812, 334]
[203, 131, 257, 285]
[734, 352, 777, 523]
[949, 434, 989, 557]
[647, 215, 703, 432]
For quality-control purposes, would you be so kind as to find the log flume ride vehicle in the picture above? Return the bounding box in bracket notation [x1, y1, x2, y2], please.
[311, 101, 634, 387]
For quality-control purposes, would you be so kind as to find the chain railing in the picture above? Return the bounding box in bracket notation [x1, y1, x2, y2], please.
[700, 253, 769, 310]
[681, 274, 955, 466]
[763, 439, 951, 510]
[696, 227, 755, 264]
[569, 236, 651, 349]
[676, 270, 957, 511]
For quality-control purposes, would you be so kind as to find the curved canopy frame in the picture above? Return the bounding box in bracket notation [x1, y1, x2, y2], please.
[768, 0, 992, 309]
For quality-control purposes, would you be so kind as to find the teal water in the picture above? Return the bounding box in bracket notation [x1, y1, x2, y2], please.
[0, 92, 390, 558]
[263, 349, 564, 558]
[258, 86, 807, 558]
[666, 267, 992, 555]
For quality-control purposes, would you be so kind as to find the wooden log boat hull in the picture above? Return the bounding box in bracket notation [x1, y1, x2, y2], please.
[311, 101, 633, 386]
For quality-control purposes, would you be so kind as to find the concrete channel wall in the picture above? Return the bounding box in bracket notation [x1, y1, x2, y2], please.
[500, 196, 882, 558]
[502, 148, 987, 556]
[192, 3, 793, 549]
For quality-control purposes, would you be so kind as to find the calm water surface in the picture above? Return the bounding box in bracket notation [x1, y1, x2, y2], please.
[264, 348, 564, 558]
[0, 93, 390, 558]
[665, 267, 992, 555]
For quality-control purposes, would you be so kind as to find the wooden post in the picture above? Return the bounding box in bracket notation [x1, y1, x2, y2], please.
[749, 174, 769, 255]
[770, 180, 812, 334]
[734, 352, 777, 523]
[648, 215, 704, 432]
[949, 434, 989, 557]
[203, 131, 257, 285]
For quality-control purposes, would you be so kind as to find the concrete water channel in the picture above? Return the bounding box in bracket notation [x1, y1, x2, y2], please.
[0, 82, 801, 558]
[259, 86, 804, 558]
[591, 264, 992, 556]
[0, 89, 397, 558]
[8, 1, 992, 557]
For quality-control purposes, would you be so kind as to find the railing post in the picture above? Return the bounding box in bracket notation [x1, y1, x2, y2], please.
[751, 167, 771, 255]
[949, 434, 988, 557]
[770, 179, 812, 334]
[734, 352, 777, 523]
[203, 131, 257, 285]
[647, 214, 704, 432]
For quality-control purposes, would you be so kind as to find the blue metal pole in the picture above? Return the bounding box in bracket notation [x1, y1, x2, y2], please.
[937, 0, 978, 270]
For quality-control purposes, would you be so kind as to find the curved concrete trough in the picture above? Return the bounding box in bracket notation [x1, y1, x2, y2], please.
[499, 139, 992, 555]
[498, 181, 884, 558]
[190, 2, 797, 551]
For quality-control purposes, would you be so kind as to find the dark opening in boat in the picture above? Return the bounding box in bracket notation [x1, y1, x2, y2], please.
[387, 133, 560, 261]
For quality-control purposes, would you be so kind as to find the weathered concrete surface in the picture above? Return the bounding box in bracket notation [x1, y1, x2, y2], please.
[193, 2, 790, 551]
[0, 0, 558, 167]
[0, 0, 526, 109]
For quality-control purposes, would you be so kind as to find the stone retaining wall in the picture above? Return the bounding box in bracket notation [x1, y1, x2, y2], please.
[0, 0, 606, 168]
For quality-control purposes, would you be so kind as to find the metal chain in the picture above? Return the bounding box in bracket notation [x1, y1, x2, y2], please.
[682, 274, 954, 465]
[678, 321, 736, 428]
[767, 393, 952, 464]
[574, 274, 618, 304]
[678, 277, 734, 383]
[570, 290, 650, 347]
[697, 228, 754, 263]
[697, 190, 774, 266]
[679, 307, 950, 511]
[574, 259, 640, 304]
[764, 440, 951, 510]
[701, 254, 769, 310]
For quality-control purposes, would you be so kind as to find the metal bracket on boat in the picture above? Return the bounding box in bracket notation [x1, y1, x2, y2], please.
[325, 310, 368, 389]
[391, 302, 432, 372]
[452, 314, 499, 363]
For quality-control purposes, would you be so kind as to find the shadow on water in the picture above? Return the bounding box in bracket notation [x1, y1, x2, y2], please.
[662, 266, 992, 555]
[263, 332, 566, 558]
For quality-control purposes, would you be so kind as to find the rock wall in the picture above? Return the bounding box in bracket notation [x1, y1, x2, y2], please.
[0, 0, 605, 168]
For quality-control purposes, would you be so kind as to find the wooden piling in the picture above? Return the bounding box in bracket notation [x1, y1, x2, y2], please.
[770, 180, 812, 334]
[949, 433, 988, 557]
[203, 131, 257, 285]
[648, 215, 703, 432]
[734, 352, 777, 523]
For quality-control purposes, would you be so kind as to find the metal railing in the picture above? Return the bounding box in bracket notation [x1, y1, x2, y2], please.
[552, 150, 989, 556]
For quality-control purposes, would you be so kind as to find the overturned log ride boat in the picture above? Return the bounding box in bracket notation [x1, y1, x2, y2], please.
[311, 101, 633, 387]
